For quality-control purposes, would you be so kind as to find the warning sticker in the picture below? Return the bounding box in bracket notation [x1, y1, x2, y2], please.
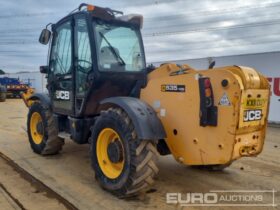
[219, 93, 231, 106]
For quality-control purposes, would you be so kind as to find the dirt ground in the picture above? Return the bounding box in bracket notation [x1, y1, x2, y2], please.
[0, 99, 279, 210]
[0, 156, 68, 210]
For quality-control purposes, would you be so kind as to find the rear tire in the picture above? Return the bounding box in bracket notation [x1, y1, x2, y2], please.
[192, 162, 232, 171]
[90, 108, 159, 198]
[0, 93, 6, 102]
[27, 102, 64, 155]
[0, 87, 6, 102]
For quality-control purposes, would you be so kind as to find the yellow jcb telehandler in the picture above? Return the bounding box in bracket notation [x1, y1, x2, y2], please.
[22, 3, 270, 197]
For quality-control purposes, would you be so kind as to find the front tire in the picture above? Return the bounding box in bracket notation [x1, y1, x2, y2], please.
[90, 108, 159, 198]
[27, 102, 64, 155]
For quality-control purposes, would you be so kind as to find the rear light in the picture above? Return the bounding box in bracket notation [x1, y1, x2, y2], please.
[205, 88, 212, 97]
[204, 78, 212, 98]
[204, 78, 211, 88]
[198, 77, 217, 126]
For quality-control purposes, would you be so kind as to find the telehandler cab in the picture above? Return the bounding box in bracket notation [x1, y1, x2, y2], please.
[23, 3, 270, 197]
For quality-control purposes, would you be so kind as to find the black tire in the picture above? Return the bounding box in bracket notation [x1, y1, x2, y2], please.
[0, 86, 6, 102]
[0, 93, 6, 102]
[192, 162, 232, 171]
[90, 108, 159, 198]
[27, 102, 64, 155]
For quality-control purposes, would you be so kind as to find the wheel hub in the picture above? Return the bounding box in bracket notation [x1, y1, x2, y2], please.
[30, 112, 44, 145]
[96, 128, 125, 179]
[36, 122, 44, 135]
[107, 140, 123, 163]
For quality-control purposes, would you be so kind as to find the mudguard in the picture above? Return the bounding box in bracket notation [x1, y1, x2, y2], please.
[28, 93, 51, 108]
[100, 97, 166, 140]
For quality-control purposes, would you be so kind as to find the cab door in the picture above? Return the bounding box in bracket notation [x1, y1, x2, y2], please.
[74, 15, 93, 114]
[48, 20, 74, 115]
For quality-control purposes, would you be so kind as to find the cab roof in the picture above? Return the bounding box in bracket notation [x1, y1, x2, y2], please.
[53, 3, 143, 30]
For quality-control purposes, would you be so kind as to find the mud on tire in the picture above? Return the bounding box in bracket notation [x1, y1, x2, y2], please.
[90, 107, 159, 198]
[27, 102, 64, 155]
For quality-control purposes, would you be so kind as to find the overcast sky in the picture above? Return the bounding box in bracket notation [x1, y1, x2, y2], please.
[0, 0, 280, 73]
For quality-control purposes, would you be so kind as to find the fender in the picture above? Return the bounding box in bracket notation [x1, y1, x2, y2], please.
[28, 93, 51, 108]
[99, 97, 166, 140]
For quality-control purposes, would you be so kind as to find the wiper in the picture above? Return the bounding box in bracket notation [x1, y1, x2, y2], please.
[99, 32, 126, 66]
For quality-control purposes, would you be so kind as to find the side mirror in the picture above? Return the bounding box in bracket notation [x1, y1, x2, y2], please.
[40, 66, 49, 74]
[39, 29, 51, 45]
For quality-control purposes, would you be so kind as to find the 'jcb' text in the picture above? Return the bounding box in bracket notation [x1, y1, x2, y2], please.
[55, 90, 70, 100]
[243, 110, 262, 122]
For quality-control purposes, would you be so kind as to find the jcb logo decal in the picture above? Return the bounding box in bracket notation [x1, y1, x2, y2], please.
[243, 109, 262, 122]
[55, 90, 70, 100]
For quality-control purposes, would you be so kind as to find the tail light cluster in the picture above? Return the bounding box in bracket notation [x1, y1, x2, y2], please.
[198, 77, 218, 126]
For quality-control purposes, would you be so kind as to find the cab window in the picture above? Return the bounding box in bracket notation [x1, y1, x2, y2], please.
[50, 21, 72, 75]
[94, 21, 145, 72]
[76, 18, 92, 95]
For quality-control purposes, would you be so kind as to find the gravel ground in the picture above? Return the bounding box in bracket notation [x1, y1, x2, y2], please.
[0, 99, 279, 210]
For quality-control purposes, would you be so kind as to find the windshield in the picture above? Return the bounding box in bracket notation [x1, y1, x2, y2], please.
[94, 21, 145, 72]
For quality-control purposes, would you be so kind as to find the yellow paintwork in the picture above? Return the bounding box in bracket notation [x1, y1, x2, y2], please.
[96, 128, 125, 179]
[140, 64, 270, 165]
[22, 88, 36, 107]
[30, 112, 44, 144]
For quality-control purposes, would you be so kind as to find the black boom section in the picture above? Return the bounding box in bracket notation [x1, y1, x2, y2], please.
[99, 97, 166, 140]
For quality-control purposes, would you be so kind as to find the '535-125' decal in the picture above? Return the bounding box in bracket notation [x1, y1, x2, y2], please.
[161, 84, 185, 92]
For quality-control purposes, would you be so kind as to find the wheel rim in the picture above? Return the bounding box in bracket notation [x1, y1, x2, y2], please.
[96, 128, 125, 179]
[30, 112, 44, 144]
